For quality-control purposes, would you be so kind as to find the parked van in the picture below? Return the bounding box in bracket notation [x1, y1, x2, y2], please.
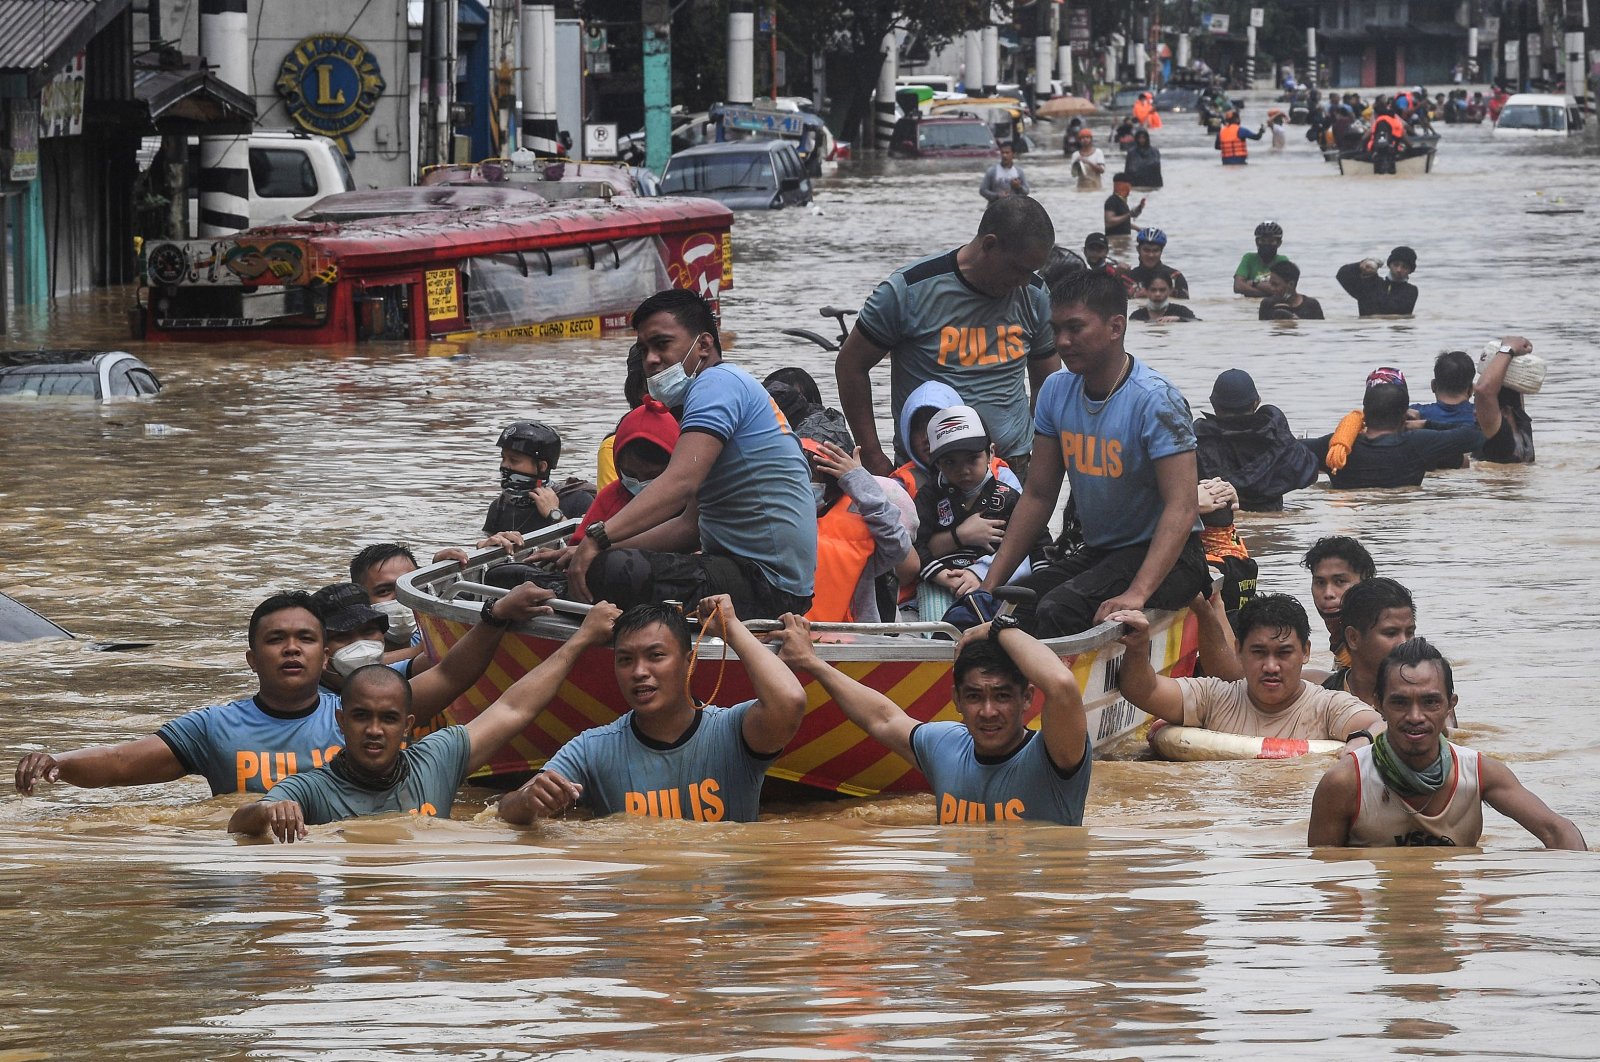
[1492, 93, 1585, 135]
[660, 140, 812, 210]
[186, 130, 355, 232]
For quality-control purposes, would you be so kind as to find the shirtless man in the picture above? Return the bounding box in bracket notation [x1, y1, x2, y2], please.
[1308, 638, 1585, 849]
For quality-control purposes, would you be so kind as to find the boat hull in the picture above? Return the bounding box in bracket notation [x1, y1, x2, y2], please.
[1336, 150, 1435, 176]
[401, 546, 1201, 796]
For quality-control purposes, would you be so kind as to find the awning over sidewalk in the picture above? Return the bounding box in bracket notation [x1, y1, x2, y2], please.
[0, 0, 132, 90]
[134, 53, 256, 134]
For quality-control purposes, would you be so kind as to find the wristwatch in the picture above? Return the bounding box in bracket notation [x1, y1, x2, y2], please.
[545, 508, 564, 522]
[1345, 729, 1375, 746]
[988, 614, 1022, 642]
[481, 598, 514, 629]
[585, 520, 612, 550]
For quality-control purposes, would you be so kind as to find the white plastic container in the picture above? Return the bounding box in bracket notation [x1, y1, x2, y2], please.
[1478, 344, 1547, 394]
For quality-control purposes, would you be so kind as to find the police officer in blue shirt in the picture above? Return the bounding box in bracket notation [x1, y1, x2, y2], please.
[772, 612, 1091, 825]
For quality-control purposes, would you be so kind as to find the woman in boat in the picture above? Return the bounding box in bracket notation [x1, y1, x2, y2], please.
[1123, 129, 1163, 188]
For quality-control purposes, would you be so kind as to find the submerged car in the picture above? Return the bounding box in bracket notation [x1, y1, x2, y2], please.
[888, 115, 999, 159]
[0, 350, 161, 400]
[1492, 93, 1585, 135]
[660, 140, 812, 210]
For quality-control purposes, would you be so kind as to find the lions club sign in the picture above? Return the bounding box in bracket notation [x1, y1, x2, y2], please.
[276, 35, 385, 156]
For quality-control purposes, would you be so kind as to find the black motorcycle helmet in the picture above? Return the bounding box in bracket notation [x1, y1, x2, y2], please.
[497, 421, 561, 469]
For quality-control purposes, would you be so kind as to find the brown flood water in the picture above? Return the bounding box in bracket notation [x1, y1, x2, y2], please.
[3, 96, 1599, 1057]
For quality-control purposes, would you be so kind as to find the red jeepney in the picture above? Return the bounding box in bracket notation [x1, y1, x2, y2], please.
[135, 196, 734, 344]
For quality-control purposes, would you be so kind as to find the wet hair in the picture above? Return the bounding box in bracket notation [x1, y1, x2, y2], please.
[1431, 350, 1475, 394]
[1268, 259, 1300, 285]
[1112, 171, 1129, 183]
[624, 340, 647, 408]
[350, 543, 418, 587]
[1235, 593, 1311, 647]
[1374, 637, 1454, 704]
[976, 195, 1056, 254]
[1340, 577, 1415, 635]
[248, 590, 324, 650]
[1049, 267, 1128, 321]
[1363, 382, 1410, 431]
[631, 289, 722, 353]
[763, 367, 823, 407]
[1302, 536, 1377, 580]
[612, 602, 693, 655]
[342, 663, 414, 711]
[954, 639, 1027, 691]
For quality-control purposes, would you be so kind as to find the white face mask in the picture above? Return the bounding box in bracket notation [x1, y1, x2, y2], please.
[646, 332, 709, 407]
[1148, 298, 1170, 314]
[331, 638, 386, 678]
[371, 599, 416, 645]
[810, 482, 829, 511]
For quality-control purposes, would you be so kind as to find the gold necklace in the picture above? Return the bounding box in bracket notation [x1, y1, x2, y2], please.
[1081, 355, 1133, 415]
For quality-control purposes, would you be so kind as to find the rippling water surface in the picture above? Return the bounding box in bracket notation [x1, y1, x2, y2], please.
[2, 95, 1598, 1058]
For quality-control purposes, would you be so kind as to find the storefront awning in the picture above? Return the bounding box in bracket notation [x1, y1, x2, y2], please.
[134, 53, 257, 134]
[0, 0, 132, 89]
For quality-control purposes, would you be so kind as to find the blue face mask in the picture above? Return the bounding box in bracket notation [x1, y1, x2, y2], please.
[646, 332, 709, 407]
[619, 473, 654, 496]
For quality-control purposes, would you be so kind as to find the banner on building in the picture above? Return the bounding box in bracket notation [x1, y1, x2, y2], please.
[1067, 8, 1091, 45]
[8, 99, 39, 181]
[40, 52, 86, 138]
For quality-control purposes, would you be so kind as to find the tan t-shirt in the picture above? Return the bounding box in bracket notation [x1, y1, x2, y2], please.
[1178, 677, 1373, 740]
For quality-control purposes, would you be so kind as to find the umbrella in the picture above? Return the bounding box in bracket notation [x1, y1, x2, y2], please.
[1037, 95, 1100, 118]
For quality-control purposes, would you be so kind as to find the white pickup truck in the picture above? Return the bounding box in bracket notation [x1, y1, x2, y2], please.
[183, 130, 355, 231]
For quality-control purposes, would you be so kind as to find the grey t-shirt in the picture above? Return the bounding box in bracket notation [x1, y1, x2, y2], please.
[260, 725, 472, 825]
[911, 722, 1092, 825]
[542, 702, 775, 822]
[856, 249, 1055, 461]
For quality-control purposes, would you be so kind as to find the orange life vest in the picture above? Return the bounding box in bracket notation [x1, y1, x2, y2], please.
[1219, 123, 1248, 160]
[1367, 114, 1406, 150]
[1132, 99, 1152, 124]
[890, 461, 922, 498]
[806, 496, 879, 623]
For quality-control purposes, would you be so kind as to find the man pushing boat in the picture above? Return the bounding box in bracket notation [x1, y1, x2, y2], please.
[771, 611, 1091, 825]
[497, 595, 807, 824]
[13, 583, 554, 797]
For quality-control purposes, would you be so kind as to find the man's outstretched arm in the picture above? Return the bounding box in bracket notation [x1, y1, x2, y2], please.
[15, 735, 186, 795]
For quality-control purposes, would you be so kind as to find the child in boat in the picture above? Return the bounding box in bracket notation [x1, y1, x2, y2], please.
[483, 421, 596, 538]
[570, 399, 679, 546]
[913, 405, 1047, 624]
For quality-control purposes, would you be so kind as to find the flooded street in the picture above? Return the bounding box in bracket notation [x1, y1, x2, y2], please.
[4, 96, 1600, 1057]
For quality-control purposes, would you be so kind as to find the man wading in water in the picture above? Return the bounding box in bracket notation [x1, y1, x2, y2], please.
[772, 611, 1092, 825]
[229, 605, 623, 841]
[1308, 638, 1585, 849]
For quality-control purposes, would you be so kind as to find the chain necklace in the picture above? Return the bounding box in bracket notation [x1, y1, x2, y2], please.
[1081, 355, 1133, 415]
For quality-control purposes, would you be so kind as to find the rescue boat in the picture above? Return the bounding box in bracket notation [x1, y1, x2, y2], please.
[397, 525, 1202, 796]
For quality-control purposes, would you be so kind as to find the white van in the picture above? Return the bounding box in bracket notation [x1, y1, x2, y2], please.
[185, 130, 355, 231]
[1492, 93, 1586, 136]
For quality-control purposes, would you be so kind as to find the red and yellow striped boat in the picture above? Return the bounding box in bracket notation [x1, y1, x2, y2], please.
[399, 533, 1201, 796]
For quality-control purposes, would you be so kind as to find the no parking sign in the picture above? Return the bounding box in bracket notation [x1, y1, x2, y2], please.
[585, 123, 618, 158]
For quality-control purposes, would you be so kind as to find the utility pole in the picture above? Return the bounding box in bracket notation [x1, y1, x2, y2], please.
[642, 0, 672, 172]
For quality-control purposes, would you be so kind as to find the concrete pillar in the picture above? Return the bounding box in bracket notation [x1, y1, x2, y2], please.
[728, 2, 755, 105]
[964, 30, 983, 94]
[643, 2, 672, 172]
[1565, 30, 1586, 109]
[1035, 37, 1053, 96]
[876, 30, 897, 149]
[1504, 38, 1520, 86]
[1177, 33, 1190, 71]
[982, 16, 1000, 96]
[198, 0, 249, 235]
[16, 180, 49, 305]
[519, 2, 559, 156]
[1059, 45, 1073, 88]
[1246, 25, 1257, 90]
[1306, 28, 1317, 90]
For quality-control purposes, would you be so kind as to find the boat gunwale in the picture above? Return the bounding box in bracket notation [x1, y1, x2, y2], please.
[396, 521, 1176, 664]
